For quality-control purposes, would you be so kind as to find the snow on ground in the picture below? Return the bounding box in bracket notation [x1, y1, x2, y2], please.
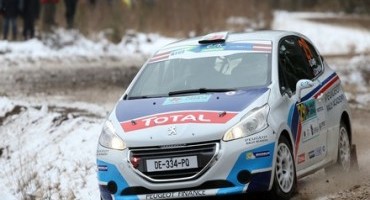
[0, 97, 15, 117]
[0, 30, 177, 199]
[273, 11, 370, 55]
[0, 29, 176, 68]
[0, 97, 106, 199]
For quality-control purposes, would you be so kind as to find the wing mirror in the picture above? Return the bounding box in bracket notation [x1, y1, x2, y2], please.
[296, 79, 314, 102]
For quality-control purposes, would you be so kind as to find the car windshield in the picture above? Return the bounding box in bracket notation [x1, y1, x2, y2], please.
[128, 43, 271, 99]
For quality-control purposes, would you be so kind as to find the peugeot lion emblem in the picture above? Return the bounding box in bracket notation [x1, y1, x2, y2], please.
[168, 126, 177, 136]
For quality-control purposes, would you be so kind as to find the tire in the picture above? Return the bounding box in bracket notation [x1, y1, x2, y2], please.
[337, 122, 351, 172]
[325, 121, 352, 174]
[271, 136, 297, 200]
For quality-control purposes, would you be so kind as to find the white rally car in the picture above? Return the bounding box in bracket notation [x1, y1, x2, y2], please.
[97, 31, 354, 200]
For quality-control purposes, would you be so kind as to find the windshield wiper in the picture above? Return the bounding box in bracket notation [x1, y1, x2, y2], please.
[168, 88, 235, 96]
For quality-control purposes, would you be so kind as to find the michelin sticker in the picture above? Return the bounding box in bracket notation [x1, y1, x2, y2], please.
[246, 151, 270, 160]
[98, 165, 108, 171]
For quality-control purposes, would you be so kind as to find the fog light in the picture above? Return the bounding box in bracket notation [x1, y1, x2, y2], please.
[107, 181, 118, 194]
[237, 170, 251, 184]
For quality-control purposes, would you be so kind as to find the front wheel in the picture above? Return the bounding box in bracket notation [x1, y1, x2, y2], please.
[271, 136, 297, 200]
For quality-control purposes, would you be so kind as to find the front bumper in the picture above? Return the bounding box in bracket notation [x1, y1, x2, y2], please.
[97, 128, 276, 200]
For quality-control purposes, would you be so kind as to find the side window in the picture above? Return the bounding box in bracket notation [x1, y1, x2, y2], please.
[278, 36, 314, 94]
[297, 38, 323, 77]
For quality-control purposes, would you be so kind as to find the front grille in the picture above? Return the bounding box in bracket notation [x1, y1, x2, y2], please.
[128, 141, 219, 182]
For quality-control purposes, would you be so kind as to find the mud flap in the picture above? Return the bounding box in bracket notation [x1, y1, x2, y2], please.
[350, 144, 359, 171]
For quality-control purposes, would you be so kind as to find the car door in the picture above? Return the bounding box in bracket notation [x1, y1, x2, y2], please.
[297, 38, 328, 142]
[278, 36, 326, 171]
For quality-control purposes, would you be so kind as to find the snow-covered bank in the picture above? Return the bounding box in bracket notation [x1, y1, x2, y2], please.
[0, 29, 176, 68]
[273, 11, 370, 55]
[338, 55, 370, 108]
[0, 97, 105, 199]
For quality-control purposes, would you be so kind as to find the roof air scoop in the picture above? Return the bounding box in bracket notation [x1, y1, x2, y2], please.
[198, 32, 228, 44]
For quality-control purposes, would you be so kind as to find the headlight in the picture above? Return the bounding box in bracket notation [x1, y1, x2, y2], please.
[99, 120, 126, 150]
[223, 104, 269, 141]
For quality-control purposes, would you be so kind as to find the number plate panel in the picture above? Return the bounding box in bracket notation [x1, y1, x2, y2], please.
[146, 156, 198, 172]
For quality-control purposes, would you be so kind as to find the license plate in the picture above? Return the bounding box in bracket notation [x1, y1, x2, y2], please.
[146, 156, 198, 172]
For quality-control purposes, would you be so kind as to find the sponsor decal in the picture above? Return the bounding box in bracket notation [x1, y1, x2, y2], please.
[245, 135, 268, 145]
[325, 84, 340, 102]
[297, 99, 317, 123]
[314, 146, 322, 157]
[246, 152, 255, 160]
[316, 106, 324, 113]
[308, 146, 325, 160]
[325, 84, 345, 111]
[145, 190, 206, 199]
[308, 150, 315, 159]
[97, 149, 109, 156]
[163, 94, 211, 105]
[170, 49, 186, 56]
[246, 151, 270, 160]
[302, 124, 319, 143]
[121, 111, 237, 132]
[200, 42, 272, 53]
[327, 94, 345, 111]
[98, 165, 108, 171]
[254, 151, 270, 158]
[319, 121, 326, 130]
[298, 153, 305, 164]
[203, 43, 225, 52]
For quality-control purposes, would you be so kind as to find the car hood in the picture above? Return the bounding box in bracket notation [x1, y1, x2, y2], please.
[113, 87, 269, 147]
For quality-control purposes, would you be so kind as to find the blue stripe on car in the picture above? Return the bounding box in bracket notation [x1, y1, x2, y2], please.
[301, 72, 336, 102]
[97, 160, 138, 200]
[218, 142, 275, 195]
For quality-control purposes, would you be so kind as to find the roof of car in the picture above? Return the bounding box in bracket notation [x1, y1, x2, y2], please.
[162, 30, 306, 50]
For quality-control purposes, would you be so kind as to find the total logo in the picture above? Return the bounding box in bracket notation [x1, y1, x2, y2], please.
[121, 111, 237, 132]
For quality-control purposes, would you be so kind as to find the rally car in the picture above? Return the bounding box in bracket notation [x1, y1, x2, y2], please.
[97, 31, 355, 200]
